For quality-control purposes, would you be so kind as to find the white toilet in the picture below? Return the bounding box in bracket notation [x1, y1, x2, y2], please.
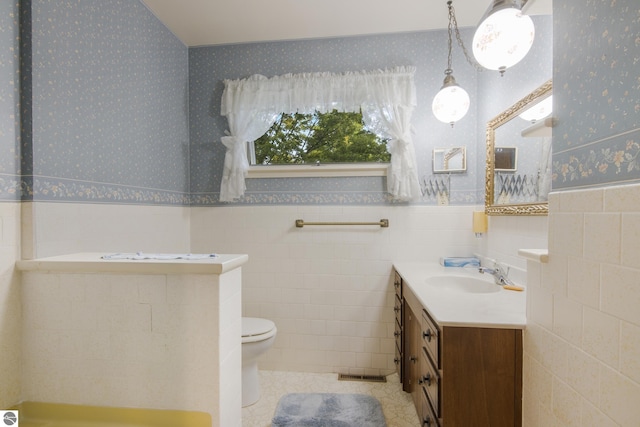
[241, 317, 277, 407]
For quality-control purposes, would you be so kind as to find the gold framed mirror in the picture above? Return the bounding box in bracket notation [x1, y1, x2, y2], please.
[485, 79, 552, 216]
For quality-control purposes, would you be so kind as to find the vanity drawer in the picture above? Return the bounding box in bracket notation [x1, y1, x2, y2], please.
[394, 272, 402, 299]
[394, 317, 402, 350]
[420, 388, 440, 427]
[421, 347, 440, 417]
[394, 336, 403, 378]
[422, 310, 440, 368]
[394, 294, 403, 325]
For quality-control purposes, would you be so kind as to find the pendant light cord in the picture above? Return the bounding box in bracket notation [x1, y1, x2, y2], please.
[447, 1, 483, 71]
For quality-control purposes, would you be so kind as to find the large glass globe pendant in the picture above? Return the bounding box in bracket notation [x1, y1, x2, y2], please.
[432, 69, 470, 126]
[519, 95, 553, 122]
[472, 7, 535, 75]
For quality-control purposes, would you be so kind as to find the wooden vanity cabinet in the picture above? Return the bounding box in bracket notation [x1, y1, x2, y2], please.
[393, 272, 403, 379]
[398, 271, 523, 427]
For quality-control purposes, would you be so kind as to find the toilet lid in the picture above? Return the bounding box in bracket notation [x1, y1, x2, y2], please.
[242, 317, 276, 337]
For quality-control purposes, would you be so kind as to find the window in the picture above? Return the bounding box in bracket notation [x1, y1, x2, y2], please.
[219, 67, 419, 201]
[250, 110, 391, 165]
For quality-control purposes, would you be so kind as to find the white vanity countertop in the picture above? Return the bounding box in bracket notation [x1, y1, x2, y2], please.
[393, 262, 526, 329]
[17, 252, 249, 275]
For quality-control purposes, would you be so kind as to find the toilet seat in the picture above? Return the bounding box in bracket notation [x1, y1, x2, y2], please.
[242, 317, 277, 343]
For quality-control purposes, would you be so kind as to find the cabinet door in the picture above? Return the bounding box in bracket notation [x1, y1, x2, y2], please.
[441, 327, 522, 427]
[394, 315, 403, 379]
[403, 303, 422, 408]
[402, 302, 415, 393]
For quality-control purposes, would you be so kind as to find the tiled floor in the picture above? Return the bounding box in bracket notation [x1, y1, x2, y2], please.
[241, 370, 420, 427]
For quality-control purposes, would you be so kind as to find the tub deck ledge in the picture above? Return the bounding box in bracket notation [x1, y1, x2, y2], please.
[16, 252, 249, 275]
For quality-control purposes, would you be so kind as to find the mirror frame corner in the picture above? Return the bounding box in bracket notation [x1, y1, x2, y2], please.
[484, 79, 552, 216]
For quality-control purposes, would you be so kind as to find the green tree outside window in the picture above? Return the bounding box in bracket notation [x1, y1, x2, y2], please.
[254, 110, 391, 165]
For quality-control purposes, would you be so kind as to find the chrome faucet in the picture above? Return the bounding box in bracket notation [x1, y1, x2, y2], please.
[478, 263, 515, 286]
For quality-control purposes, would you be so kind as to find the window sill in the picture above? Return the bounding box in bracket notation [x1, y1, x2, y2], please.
[247, 163, 389, 178]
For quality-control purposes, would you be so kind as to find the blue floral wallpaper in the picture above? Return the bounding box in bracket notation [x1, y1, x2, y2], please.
[189, 30, 479, 206]
[188, 17, 553, 206]
[0, 1, 20, 201]
[9, 0, 633, 204]
[0, 0, 190, 203]
[552, 0, 640, 189]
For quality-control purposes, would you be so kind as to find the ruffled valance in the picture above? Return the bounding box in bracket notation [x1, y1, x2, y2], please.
[219, 66, 421, 202]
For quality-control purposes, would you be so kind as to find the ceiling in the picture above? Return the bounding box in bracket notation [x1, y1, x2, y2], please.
[140, 0, 552, 47]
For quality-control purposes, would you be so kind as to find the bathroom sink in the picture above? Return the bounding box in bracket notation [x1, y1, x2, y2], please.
[425, 275, 501, 294]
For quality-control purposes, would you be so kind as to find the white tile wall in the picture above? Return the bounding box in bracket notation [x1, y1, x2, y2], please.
[20, 269, 242, 427]
[523, 183, 640, 427]
[191, 205, 490, 374]
[0, 202, 21, 408]
[480, 214, 549, 272]
[25, 202, 191, 259]
[9, 201, 553, 411]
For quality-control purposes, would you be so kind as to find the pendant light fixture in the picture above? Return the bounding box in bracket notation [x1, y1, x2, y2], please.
[472, 0, 535, 76]
[432, 0, 478, 127]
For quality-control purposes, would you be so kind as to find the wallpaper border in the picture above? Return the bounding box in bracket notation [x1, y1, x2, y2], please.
[0, 174, 24, 202]
[0, 175, 189, 205]
[0, 175, 479, 206]
[552, 128, 640, 189]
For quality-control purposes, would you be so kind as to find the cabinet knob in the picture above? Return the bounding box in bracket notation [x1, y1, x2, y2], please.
[394, 331, 401, 337]
[393, 357, 400, 365]
[423, 373, 432, 386]
[394, 306, 401, 313]
[410, 355, 418, 363]
[423, 329, 432, 342]
[423, 415, 434, 426]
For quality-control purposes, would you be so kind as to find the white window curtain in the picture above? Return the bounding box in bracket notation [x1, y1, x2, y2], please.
[219, 66, 420, 202]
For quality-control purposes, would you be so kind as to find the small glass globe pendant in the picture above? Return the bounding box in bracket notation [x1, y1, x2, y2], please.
[432, 69, 470, 127]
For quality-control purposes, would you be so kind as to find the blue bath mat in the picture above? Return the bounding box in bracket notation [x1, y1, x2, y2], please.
[272, 393, 387, 427]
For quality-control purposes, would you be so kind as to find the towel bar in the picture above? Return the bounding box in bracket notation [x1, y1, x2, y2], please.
[295, 219, 389, 228]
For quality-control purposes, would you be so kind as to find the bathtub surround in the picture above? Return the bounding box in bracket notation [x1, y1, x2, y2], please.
[0, 203, 21, 407]
[21, 202, 191, 260]
[17, 253, 247, 427]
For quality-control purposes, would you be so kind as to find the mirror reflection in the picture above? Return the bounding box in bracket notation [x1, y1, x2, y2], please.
[485, 79, 552, 216]
[494, 147, 517, 171]
[432, 147, 466, 173]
